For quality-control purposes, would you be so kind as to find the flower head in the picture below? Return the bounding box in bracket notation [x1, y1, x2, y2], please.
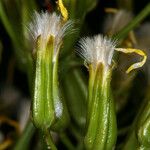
[29, 11, 73, 59]
[77, 35, 116, 72]
[77, 34, 147, 74]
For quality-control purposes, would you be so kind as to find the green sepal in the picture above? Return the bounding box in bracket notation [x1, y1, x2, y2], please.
[85, 64, 117, 150]
[51, 51, 70, 132]
[32, 36, 55, 130]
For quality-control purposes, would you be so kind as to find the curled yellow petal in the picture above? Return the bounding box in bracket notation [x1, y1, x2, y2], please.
[58, 0, 68, 21]
[115, 48, 147, 73]
[105, 8, 118, 14]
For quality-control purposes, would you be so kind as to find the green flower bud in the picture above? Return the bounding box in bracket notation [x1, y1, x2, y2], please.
[77, 34, 146, 150]
[62, 69, 87, 129]
[29, 11, 73, 130]
[32, 35, 54, 129]
[85, 63, 117, 150]
[77, 35, 117, 150]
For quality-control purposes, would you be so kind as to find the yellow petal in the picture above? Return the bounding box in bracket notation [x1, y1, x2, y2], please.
[58, 0, 68, 21]
[115, 48, 147, 73]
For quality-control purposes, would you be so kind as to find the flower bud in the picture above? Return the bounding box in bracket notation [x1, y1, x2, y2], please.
[29, 11, 73, 130]
[32, 36, 55, 129]
[77, 35, 117, 149]
[77, 34, 146, 150]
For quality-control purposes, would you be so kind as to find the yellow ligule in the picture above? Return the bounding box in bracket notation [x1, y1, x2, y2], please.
[115, 48, 147, 73]
[58, 0, 68, 21]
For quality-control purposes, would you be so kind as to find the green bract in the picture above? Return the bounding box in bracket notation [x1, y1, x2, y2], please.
[32, 36, 55, 129]
[85, 64, 117, 150]
[31, 11, 72, 132]
[77, 35, 117, 150]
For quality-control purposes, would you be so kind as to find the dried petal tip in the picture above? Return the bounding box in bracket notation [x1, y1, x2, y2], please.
[115, 48, 147, 73]
[29, 11, 73, 54]
[77, 34, 116, 71]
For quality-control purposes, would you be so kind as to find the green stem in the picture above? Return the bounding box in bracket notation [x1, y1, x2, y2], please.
[113, 3, 150, 40]
[13, 121, 36, 150]
[44, 129, 57, 150]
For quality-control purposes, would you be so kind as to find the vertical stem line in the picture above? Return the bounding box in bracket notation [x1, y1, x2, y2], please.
[113, 3, 150, 40]
[44, 129, 57, 150]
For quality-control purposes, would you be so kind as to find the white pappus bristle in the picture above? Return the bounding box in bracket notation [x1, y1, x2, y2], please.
[29, 11, 73, 57]
[77, 34, 116, 71]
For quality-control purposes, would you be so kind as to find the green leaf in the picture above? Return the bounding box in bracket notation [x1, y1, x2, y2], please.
[62, 68, 87, 129]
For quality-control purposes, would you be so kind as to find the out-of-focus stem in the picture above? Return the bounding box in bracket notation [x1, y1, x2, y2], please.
[113, 3, 150, 40]
[14, 121, 36, 150]
[60, 133, 75, 150]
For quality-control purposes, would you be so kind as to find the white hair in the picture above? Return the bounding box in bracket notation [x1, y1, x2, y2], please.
[29, 11, 73, 60]
[77, 34, 116, 72]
